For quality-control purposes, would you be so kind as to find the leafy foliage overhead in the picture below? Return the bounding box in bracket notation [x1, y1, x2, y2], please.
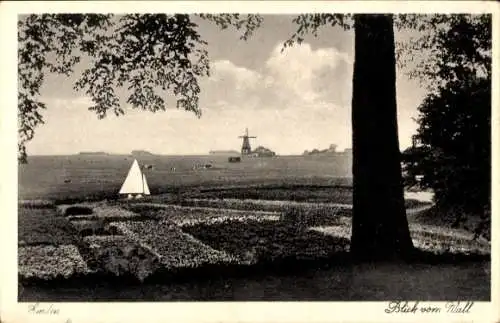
[18, 14, 112, 163]
[17, 13, 262, 163]
[396, 14, 491, 92]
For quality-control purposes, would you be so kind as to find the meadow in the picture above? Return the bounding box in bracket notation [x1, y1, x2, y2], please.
[18, 154, 352, 202]
[17, 154, 491, 301]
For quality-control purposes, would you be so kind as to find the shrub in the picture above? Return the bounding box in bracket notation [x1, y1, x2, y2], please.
[70, 219, 113, 237]
[57, 205, 94, 216]
[83, 235, 162, 281]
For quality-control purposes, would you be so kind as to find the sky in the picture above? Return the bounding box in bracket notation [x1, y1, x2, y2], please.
[27, 14, 427, 156]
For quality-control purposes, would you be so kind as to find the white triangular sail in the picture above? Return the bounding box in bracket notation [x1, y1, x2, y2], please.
[142, 173, 150, 195]
[119, 159, 146, 195]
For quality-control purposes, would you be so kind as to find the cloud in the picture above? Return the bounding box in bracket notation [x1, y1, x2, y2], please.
[265, 43, 352, 104]
[200, 42, 353, 115]
[209, 60, 263, 89]
[202, 60, 264, 111]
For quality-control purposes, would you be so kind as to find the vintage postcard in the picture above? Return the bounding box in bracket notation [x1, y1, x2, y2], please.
[0, 1, 498, 323]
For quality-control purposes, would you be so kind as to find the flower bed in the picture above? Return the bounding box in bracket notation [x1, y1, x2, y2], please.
[125, 203, 281, 227]
[82, 235, 161, 281]
[187, 186, 431, 208]
[18, 244, 90, 280]
[309, 218, 490, 256]
[176, 199, 349, 226]
[309, 216, 352, 240]
[65, 206, 144, 222]
[19, 199, 55, 209]
[174, 213, 281, 227]
[410, 223, 474, 241]
[181, 198, 351, 211]
[190, 185, 353, 203]
[109, 220, 239, 268]
[18, 207, 80, 246]
[182, 220, 351, 264]
[409, 225, 489, 255]
[404, 199, 433, 209]
[411, 238, 489, 256]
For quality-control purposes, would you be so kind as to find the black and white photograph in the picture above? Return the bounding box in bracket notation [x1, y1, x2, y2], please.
[0, 1, 498, 322]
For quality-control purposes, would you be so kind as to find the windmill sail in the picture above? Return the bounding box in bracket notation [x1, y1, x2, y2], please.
[119, 159, 148, 195]
[142, 173, 150, 195]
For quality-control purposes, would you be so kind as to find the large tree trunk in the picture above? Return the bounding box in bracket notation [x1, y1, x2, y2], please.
[350, 14, 414, 260]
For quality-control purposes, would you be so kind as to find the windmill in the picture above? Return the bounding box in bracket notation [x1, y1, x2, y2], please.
[238, 128, 256, 155]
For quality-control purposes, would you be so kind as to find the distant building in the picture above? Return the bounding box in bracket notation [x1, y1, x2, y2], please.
[209, 150, 240, 155]
[411, 135, 422, 148]
[79, 151, 109, 156]
[250, 146, 276, 157]
[131, 150, 155, 157]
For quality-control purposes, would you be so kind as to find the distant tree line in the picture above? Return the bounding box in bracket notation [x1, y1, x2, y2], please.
[303, 144, 338, 156]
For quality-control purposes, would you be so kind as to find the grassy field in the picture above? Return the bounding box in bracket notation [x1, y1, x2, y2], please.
[17, 154, 491, 301]
[19, 154, 352, 201]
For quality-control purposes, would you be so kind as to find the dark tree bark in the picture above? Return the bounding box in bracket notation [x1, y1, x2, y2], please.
[350, 14, 414, 260]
